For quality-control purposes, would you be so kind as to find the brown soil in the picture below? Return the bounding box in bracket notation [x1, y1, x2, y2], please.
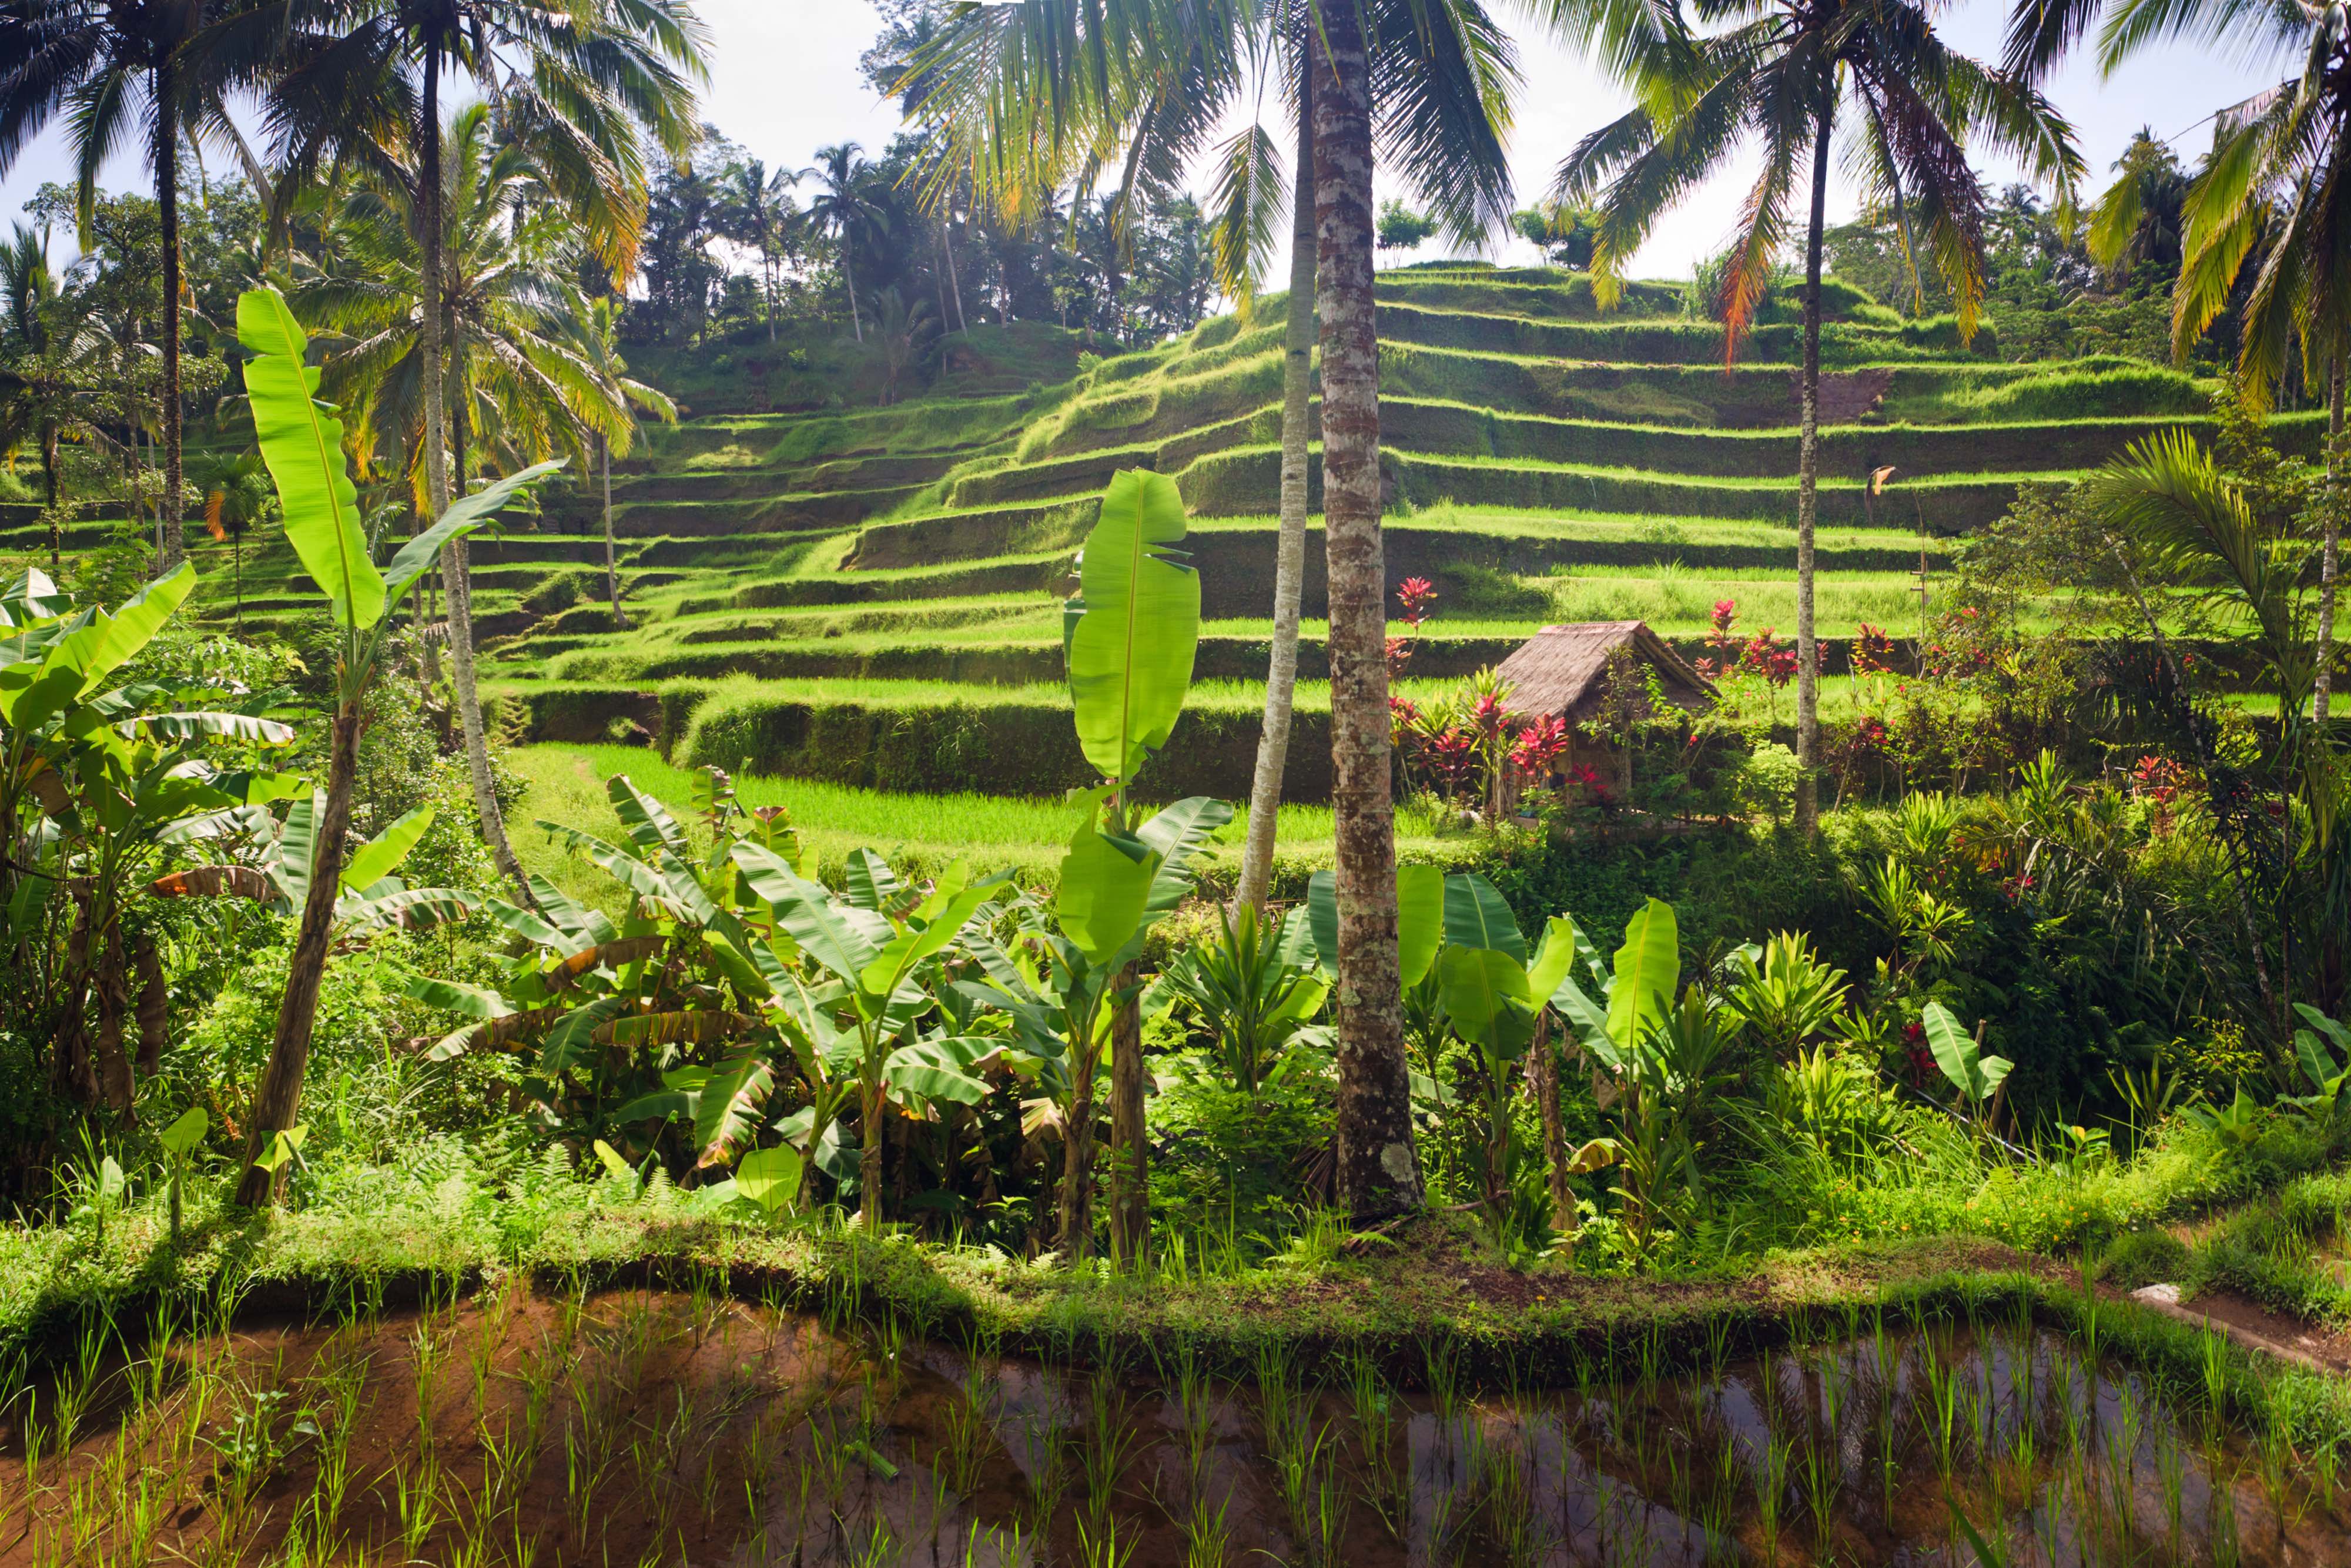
[2130, 1284, 2351, 1376]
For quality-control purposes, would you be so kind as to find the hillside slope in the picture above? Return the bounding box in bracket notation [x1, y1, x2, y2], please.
[61, 264, 2310, 802]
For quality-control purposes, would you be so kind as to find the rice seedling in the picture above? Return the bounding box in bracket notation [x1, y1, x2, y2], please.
[1178, 1491, 1230, 1568]
[1755, 1429, 1790, 1559]
[394, 1452, 446, 1560]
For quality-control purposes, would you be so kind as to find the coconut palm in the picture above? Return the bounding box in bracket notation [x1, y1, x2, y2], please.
[1548, 0, 2080, 832]
[803, 142, 888, 343]
[721, 158, 798, 340]
[0, 224, 91, 564]
[0, 0, 245, 575]
[2087, 129, 2190, 279]
[305, 105, 633, 536]
[215, 0, 705, 894]
[2068, 0, 2351, 721]
[570, 294, 674, 626]
[909, 0, 1515, 1227]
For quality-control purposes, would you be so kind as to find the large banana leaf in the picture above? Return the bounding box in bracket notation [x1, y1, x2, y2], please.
[1056, 822, 1160, 967]
[1444, 873, 1526, 963]
[1136, 795, 1234, 914]
[1305, 863, 1447, 981]
[237, 288, 383, 629]
[339, 804, 434, 892]
[1066, 469, 1198, 784]
[1398, 865, 1446, 988]
[1606, 897, 1679, 1049]
[1439, 945, 1536, 1058]
[858, 875, 998, 1008]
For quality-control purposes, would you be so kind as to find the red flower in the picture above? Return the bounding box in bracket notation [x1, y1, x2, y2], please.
[1707, 599, 1739, 652]
[1509, 715, 1572, 776]
[1850, 622, 1894, 676]
[1396, 577, 1438, 629]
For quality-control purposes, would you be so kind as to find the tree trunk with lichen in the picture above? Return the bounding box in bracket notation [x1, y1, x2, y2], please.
[1314, 5, 1422, 1225]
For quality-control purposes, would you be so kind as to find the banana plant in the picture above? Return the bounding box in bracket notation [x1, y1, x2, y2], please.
[2289, 1004, 2351, 1121]
[232, 284, 564, 1206]
[993, 792, 1228, 1257]
[1432, 882, 1623, 1245]
[1056, 467, 1221, 1264]
[1920, 1000, 2014, 1117]
[149, 798, 473, 937]
[413, 773, 806, 1179]
[734, 845, 1006, 1229]
[1, 564, 305, 1114]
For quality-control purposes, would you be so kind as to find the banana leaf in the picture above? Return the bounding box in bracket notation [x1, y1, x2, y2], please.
[1065, 469, 1198, 783]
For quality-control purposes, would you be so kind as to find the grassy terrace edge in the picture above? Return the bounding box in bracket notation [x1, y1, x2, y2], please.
[12, 1187, 2351, 1453]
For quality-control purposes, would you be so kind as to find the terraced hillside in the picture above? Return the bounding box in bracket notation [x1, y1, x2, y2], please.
[68, 264, 2315, 803]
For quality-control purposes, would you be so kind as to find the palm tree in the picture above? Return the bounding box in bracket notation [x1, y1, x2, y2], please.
[571, 294, 674, 626]
[803, 142, 886, 343]
[910, 0, 1516, 1227]
[221, 0, 705, 895]
[0, 223, 91, 564]
[2087, 129, 2189, 279]
[1549, 0, 2079, 832]
[0, 0, 240, 576]
[722, 158, 797, 340]
[2072, 0, 2351, 722]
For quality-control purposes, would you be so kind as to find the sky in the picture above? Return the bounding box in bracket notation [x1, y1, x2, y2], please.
[0, 0, 2296, 286]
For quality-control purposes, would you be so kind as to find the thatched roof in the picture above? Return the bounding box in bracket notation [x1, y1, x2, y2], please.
[1492, 621, 1717, 726]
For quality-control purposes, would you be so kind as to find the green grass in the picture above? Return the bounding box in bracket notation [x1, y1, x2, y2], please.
[507, 742, 1451, 899]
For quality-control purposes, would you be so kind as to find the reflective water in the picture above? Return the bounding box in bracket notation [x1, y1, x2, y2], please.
[2, 1286, 2340, 1567]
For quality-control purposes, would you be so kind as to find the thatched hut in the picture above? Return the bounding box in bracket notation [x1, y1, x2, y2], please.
[1493, 621, 1717, 799]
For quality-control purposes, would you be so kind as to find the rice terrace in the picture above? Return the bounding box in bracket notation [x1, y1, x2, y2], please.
[4, 0, 2351, 1563]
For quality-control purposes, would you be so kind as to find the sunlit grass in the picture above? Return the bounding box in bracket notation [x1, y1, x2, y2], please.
[508, 743, 1449, 907]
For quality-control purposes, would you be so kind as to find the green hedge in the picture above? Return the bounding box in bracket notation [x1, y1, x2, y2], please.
[677, 686, 1334, 799]
[1383, 398, 2206, 481]
[1375, 301, 1997, 367]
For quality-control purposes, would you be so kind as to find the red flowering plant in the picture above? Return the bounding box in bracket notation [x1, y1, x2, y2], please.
[1386, 576, 1438, 674]
[2131, 753, 2196, 835]
[1850, 622, 1894, 677]
[1737, 626, 1797, 719]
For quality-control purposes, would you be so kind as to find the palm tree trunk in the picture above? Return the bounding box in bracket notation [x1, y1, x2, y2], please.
[843, 247, 864, 342]
[237, 697, 360, 1206]
[443, 323, 531, 899]
[1235, 68, 1319, 913]
[41, 425, 58, 569]
[601, 433, 628, 626]
[944, 210, 969, 334]
[2320, 361, 2342, 723]
[153, 68, 185, 575]
[1314, 2, 1421, 1225]
[418, 56, 455, 554]
[1793, 97, 1832, 836]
